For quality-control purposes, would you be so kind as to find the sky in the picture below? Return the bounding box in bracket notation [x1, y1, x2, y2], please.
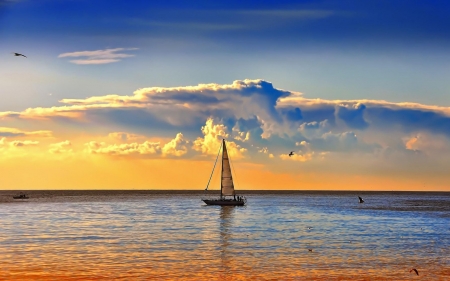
[1, 0, 450, 190]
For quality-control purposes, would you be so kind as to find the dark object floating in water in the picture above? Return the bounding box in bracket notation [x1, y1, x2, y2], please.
[13, 193, 29, 199]
[308, 249, 313, 252]
[358, 196, 364, 203]
[410, 268, 419, 276]
[202, 139, 246, 206]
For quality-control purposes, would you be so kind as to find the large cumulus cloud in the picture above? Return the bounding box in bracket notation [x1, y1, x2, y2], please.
[1, 79, 450, 163]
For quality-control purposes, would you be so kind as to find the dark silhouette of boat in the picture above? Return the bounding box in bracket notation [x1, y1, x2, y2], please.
[202, 139, 246, 206]
[13, 193, 29, 199]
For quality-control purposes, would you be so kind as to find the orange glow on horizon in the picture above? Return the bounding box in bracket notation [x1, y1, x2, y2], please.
[0, 155, 447, 191]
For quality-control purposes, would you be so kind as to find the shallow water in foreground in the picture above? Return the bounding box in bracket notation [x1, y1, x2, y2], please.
[0, 190, 449, 280]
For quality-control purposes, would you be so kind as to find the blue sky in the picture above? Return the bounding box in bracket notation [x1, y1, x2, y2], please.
[1, 0, 450, 190]
[2, 0, 450, 109]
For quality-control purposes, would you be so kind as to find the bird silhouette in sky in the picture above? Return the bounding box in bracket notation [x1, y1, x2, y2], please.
[12, 52, 27, 58]
[288, 151, 294, 157]
[410, 268, 419, 276]
[358, 196, 364, 203]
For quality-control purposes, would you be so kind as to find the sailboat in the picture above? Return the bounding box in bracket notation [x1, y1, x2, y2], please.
[202, 139, 246, 206]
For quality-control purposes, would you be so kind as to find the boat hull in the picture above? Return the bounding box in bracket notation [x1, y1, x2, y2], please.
[202, 199, 245, 206]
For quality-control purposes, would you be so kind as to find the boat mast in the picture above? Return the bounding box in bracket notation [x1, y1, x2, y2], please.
[220, 139, 225, 199]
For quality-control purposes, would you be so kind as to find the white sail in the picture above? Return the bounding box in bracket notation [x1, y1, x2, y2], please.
[221, 140, 235, 196]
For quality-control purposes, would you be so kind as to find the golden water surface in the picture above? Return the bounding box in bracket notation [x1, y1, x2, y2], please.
[0, 190, 449, 280]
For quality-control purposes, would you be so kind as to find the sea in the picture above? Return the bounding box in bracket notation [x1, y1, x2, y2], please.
[0, 190, 449, 281]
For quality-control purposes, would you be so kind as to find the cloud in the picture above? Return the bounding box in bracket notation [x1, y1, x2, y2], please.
[279, 96, 450, 137]
[86, 133, 189, 158]
[366, 107, 450, 137]
[162, 133, 189, 156]
[281, 107, 303, 122]
[49, 140, 72, 154]
[299, 129, 380, 155]
[232, 117, 265, 143]
[237, 9, 334, 20]
[108, 132, 145, 142]
[405, 135, 420, 151]
[144, 21, 245, 31]
[1, 79, 446, 137]
[0, 127, 52, 138]
[138, 9, 335, 35]
[280, 151, 314, 162]
[0, 106, 86, 119]
[403, 133, 450, 154]
[9, 140, 39, 147]
[258, 147, 275, 159]
[1, 79, 446, 141]
[3, 78, 450, 189]
[61, 79, 290, 132]
[234, 131, 250, 142]
[2, 79, 450, 161]
[335, 103, 368, 130]
[85, 140, 161, 156]
[193, 118, 246, 159]
[298, 120, 331, 139]
[58, 48, 138, 65]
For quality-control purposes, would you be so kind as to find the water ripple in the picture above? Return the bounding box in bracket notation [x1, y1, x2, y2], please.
[0, 191, 449, 280]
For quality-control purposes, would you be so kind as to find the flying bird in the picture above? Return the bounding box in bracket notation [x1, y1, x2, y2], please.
[288, 151, 294, 157]
[410, 268, 419, 276]
[358, 196, 364, 203]
[12, 52, 27, 58]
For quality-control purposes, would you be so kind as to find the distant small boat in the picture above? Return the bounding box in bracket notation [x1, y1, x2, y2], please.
[13, 193, 29, 199]
[202, 139, 246, 206]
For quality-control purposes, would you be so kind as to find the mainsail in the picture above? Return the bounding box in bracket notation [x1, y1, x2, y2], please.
[221, 140, 235, 197]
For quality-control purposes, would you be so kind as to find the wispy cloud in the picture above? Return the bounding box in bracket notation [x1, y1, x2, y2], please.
[8, 139, 39, 147]
[132, 9, 335, 32]
[58, 48, 138, 65]
[144, 21, 245, 31]
[237, 9, 334, 20]
[0, 127, 52, 138]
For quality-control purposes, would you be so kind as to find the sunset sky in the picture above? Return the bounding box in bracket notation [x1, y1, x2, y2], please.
[1, 0, 450, 190]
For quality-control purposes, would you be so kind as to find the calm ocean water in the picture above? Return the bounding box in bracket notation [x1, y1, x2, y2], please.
[0, 190, 449, 280]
